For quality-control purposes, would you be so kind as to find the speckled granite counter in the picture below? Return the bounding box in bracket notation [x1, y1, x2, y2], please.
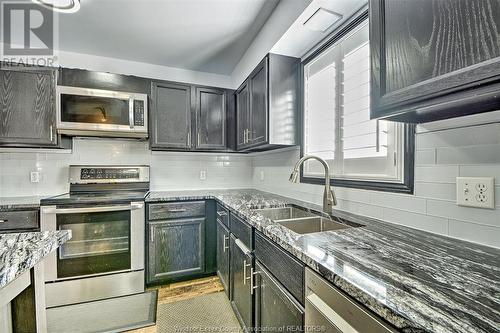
[147, 189, 500, 333]
[0, 231, 71, 289]
[0, 196, 44, 211]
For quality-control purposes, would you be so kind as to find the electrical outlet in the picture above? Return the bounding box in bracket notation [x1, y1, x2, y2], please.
[30, 171, 40, 183]
[199, 170, 206, 180]
[456, 177, 494, 209]
[260, 170, 265, 181]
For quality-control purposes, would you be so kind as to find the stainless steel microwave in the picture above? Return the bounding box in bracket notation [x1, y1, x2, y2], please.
[56, 86, 148, 138]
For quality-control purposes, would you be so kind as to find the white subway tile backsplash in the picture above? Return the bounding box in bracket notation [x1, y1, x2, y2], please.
[414, 182, 456, 201]
[382, 208, 449, 235]
[459, 165, 500, 183]
[426, 199, 500, 227]
[437, 144, 500, 164]
[415, 149, 436, 165]
[415, 165, 459, 183]
[448, 219, 500, 249]
[416, 123, 500, 149]
[370, 192, 427, 213]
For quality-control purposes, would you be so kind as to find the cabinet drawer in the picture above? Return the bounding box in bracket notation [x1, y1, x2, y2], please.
[148, 201, 205, 220]
[229, 213, 252, 249]
[255, 232, 304, 305]
[216, 203, 229, 227]
[0, 210, 39, 231]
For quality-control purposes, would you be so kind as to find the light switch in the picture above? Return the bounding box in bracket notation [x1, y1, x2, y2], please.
[30, 171, 40, 183]
[456, 177, 494, 209]
[199, 170, 206, 180]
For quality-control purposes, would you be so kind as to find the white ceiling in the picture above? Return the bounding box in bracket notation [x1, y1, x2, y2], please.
[58, 0, 279, 75]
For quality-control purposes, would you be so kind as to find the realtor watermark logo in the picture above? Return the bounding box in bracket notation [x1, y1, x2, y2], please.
[1, 1, 59, 67]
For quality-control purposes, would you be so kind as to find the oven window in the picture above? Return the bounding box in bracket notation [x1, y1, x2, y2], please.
[61, 94, 130, 125]
[56, 210, 131, 278]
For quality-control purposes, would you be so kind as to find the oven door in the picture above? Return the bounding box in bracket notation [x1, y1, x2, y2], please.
[56, 86, 148, 138]
[41, 202, 145, 282]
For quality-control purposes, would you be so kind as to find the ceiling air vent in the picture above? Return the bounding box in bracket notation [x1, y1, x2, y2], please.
[303, 8, 343, 32]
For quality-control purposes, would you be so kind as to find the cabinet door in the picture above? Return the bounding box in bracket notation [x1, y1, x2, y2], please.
[148, 218, 205, 284]
[236, 80, 250, 150]
[248, 58, 268, 146]
[370, 0, 500, 121]
[254, 261, 304, 332]
[195, 87, 226, 150]
[151, 82, 192, 149]
[216, 220, 230, 297]
[0, 68, 57, 146]
[230, 235, 253, 332]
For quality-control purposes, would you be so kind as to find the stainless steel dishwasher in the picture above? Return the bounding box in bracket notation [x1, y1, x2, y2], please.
[305, 268, 396, 333]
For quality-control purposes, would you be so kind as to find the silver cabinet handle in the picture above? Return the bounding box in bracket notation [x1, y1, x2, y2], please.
[217, 211, 227, 217]
[244, 260, 252, 285]
[223, 235, 229, 252]
[197, 131, 201, 146]
[49, 125, 53, 142]
[0, 219, 7, 223]
[187, 132, 191, 147]
[167, 208, 187, 213]
[150, 227, 154, 243]
[250, 268, 259, 295]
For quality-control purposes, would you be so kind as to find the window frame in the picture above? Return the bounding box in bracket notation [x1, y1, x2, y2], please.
[299, 9, 415, 194]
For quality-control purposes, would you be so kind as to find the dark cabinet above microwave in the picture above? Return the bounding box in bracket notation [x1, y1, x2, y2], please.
[370, 0, 500, 123]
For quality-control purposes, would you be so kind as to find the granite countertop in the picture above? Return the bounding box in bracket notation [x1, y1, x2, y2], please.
[147, 189, 500, 333]
[0, 231, 72, 289]
[0, 196, 44, 211]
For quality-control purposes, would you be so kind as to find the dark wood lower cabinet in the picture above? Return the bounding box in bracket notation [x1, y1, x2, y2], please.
[254, 261, 304, 332]
[216, 220, 230, 297]
[147, 218, 205, 284]
[229, 234, 253, 332]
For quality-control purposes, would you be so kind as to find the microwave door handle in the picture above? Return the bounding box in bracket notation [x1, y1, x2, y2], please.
[44, 203, 143, 214]
[129, 97, 134, 129]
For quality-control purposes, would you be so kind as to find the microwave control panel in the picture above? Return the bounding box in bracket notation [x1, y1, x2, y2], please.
[134, 100, 145, 126]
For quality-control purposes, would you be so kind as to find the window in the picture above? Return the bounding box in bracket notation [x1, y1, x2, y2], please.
[301, 18, 414, 193]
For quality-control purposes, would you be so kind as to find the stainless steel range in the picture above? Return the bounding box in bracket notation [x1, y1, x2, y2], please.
[40, 165, 149, 308]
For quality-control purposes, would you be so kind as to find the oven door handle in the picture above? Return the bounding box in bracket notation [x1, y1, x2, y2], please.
[43, 203, 143, 214]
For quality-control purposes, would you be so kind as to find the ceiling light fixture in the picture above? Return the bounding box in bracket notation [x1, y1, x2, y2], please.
[32, 0, 81, 13]
[303, 8, 343, 32]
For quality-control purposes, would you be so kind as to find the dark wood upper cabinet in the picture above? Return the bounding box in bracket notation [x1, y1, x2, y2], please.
[151, 81, 234, 152]
[248, 60, 268, 147]
[151, 82, 192, 150]
[236, 80, 251, 150]
[370, 0, 500, 123]
[195, 87, 226, 150]
[236, 53, 299, 151]
[0, 67, 57, 147]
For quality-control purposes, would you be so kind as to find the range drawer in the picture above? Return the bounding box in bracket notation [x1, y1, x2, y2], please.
[148, 201, 205, 220]
[229, 213, 252, 249]
[255, 232, 305, 305]
[0, 210, 39, 231]
[216, 203, 229, 227]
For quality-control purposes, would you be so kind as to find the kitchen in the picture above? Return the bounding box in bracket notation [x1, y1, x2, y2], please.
[0, 0, 499, 332]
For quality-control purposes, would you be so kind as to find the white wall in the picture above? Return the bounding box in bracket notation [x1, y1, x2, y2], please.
[252, 112, 500, 248]
[0, 138, 252, 197]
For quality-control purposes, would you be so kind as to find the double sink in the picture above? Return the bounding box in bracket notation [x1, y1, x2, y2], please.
[254, 205, 362, 235]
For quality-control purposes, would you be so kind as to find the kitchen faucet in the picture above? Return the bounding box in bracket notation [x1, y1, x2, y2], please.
[289, 155, 337, 214]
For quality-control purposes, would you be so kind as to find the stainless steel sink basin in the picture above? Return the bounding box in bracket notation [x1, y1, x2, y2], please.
[253, 206, 316, 221]
[278, 217, 350, 234]
[254, 205, 358, 235]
